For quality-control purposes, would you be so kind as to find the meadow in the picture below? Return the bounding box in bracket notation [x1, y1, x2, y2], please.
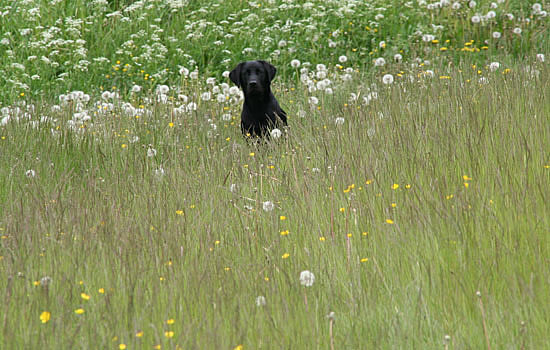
[1, 0, 550, 349]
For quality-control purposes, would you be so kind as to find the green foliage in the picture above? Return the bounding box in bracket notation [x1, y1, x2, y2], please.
[0, 0, 548, 104]
[1, 61, 550, 348]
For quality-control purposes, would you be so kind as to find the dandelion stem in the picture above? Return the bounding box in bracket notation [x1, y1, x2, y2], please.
[329, 318, 335, 350]
[478, 295, 491, 350]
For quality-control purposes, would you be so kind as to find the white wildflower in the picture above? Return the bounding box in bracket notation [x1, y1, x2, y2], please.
[262, 201, 275, 212]
[374, 57, 386, 67]
[255, 296, 266, 306]
[270, 128, 282, 139]
[382, 74, 394, 84]
[299, 270, 315, 287]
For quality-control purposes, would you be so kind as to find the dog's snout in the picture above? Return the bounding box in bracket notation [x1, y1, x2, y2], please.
[249, 80, 258, 87]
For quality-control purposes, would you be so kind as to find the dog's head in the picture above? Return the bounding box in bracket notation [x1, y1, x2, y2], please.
[229, 60, 277, 96]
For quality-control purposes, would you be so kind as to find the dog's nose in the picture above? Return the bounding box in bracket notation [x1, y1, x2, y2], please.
[249, 80, 257, 87]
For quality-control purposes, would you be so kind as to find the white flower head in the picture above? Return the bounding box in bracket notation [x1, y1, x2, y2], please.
[309, 96, 319, 105]
[471, 15, 481, 24]
[255, 296, 266, 306]
[131, 85, 141, 93]
[513, 27, 522, 35]
[179, 67, 189, 76]
[338, 55, 348, 63]
[489, 62, 500, 72]
[222, 70, 230, 78]
[374, 57, 386, 67]
[262, 201, 275, 212]
[469, 0, 476, 8]
[270, 128, 282, 139]
[492, 31, 501, 39]
[25, 169, 36, 178]
[382, 74, 394, 84]
[290, 59, 301, 68]
[536, 53, 545, 62]
[394, 53, 403, 62]
[335, 117, 345, 126]
[147, 147, 157, 157]
[154, 167, 165, 178]
[299, 270, 315, 287]
[40, 276, 52, 287]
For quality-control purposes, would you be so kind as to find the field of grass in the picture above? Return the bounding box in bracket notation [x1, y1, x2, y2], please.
[1, 0, 550, 349]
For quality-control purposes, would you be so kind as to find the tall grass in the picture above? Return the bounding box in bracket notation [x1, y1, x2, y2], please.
[1, 59, 549, 348]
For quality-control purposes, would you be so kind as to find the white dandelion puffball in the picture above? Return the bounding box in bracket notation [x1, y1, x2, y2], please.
[394, 53, 403, 62]
[290, 59, 301, 68]
[157, 85, 170, 95]
[147, 147, 157, 157]
[471, 15, 481, 24]
[492, 31, 501, 39]
[536, 53, 545, 62]
[131, 85, 141, 93]
[335, 117, 345, 126]
[25, 169, 36, 178]
[262, 201, 275, 212]
[309, 96, 319, 105]
[382, 74, 394, 84]
[513, 27, 522, 35]
[40, 276, 52, 287]
[270, 128, 282, 139]
[374, 57, 386, 67]
[338, 55, 348, 63]
[300, 270, 315, 287]
[489, 62, 500, 72]
[255, 296, 266, 307]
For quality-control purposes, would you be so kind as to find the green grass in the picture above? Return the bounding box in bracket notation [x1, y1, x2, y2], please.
[1, 61, 550, 348]
[0, 0, 548, 104]
[1, 0, 550, 348]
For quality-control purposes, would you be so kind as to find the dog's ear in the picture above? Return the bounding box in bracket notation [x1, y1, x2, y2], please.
[259, 60, 276, 82]
[229, 63, 243, 87]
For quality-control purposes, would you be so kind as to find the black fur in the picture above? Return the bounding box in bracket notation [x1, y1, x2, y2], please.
[229, 60, 287, 137]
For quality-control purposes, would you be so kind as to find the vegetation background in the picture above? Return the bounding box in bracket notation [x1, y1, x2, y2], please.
[0, 0, 549, 348]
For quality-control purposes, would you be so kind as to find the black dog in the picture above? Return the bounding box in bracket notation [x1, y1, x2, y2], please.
[229, 60, 287, 137]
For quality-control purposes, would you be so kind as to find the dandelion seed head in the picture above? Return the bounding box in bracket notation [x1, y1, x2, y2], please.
[262, 201, 274, 212]
[374, 57, 386, 67]
[299, 270, 315, 287]
[255, 296, 266, 306]
[382, 74, 394, 84]
[270, 128, 282, 139]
